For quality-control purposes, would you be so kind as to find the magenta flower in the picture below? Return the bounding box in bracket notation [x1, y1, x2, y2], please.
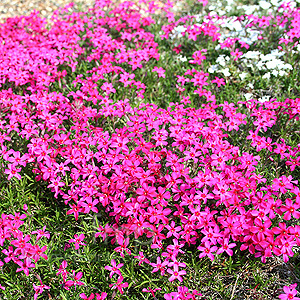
[109, 276, 128, 295]
[104, 259, 123, 278]
[64, 271, 85, 289]
[279, 283, 300, 300]
[33, 280, 50, 300]
[4, 164, 21, 180]
[198, 241, 218, 261]
[32, 226, 50, 241]
[69, 234, 86, 250]
[167, 265, 186, 282]
[152, 66, 166, 78]
[80, 292, 107, 300]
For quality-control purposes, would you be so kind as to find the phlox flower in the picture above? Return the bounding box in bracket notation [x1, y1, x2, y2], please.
[281, 199, 300, 220]
[47, 176, 65, 197]
[7, 151, 27, 167]
[134, 251, 150, 266]
[211, 153, 228, 169]
[167, 265, 186, 282]
[64, 271, 85, 290]
[56, 260, 69, 280]
[165, 221, 181, 239]
[198, 241, 218, 261]
[33, 280, 50, 300]
[272, 175, 298, 194]
[109, 276, 128, 295]
[104, 259, 123, 278]
[101, 82, 116, 95]
[211, 76, 225, 87]
[150, 256, 169, 275]
[231, 48, 243, 61]
[69, 234, 86, 250]
[152, 66, 166, 78]
[279, 283, 300, 300]
[2, 246, 18, 263]
[4, 164, 21, 180]
[216, 238, 236, 256]
[32, 226, 50, 241]
[142, 287, 162, 297]
[80, 292, 107, 299]
[16, 257, 35, 276]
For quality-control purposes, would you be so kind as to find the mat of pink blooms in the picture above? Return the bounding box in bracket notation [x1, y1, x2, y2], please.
[0, 0, 300, 299]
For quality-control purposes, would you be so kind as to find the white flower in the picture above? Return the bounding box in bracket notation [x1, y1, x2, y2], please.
[242, 51, 261, 59]
[271, 0, 280, 6]
[279, 70, 287, 76]
[260, 53, 277, 61]
[208, 65, 219, 73]
[247, 83, 254, 89]
[219, 68, 231, 76]
[178, 55, 187, 62]
[174, 25, 186, 34]
[217, 10, 226, 16]
[258, 95, 270, 103]
[262, 72, 271, 79]
[249, 32, 259, 42]
[239, 72, 248, 80]
[283, 63, 293, 70]
[257, 61, 265, 70]
[239, 37, 253, 45]
[265, 60, 280, 69]
[194, 14, 202, 22]
[259, 0, 271, 9]
[216, 55, 226, 67]
[270, 49, 284, 57]
[243, 5, 258, 14]
[272, 70, 279, 77]
[244, 93, 253, 100]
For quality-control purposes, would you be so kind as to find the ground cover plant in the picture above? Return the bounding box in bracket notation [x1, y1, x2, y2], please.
[0, 0, 300, 298]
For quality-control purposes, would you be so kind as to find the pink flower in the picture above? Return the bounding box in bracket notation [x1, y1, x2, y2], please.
[230, 48, 243, 61]
[152, 66, 166, 78]
[32, 226, 50, 241]
[198, 241, 218, 261]
[47, 176, 65, 197]
[80, 293, 107, 300]
[279, 283, 300, 300]
[104, 259, 123, 278]
[142, 287, 162, 297]
[134, 251, 150, 266]
[69, 234, 86, 250]
[167, 265, 186, 282]
[211, 76, 225, 87]
[216, 238, 236, 256]
[65, 271, 85, 289]
[109, 276, 128, 295]
[33, 280, 50, 300]
[4, 164, 21, 180]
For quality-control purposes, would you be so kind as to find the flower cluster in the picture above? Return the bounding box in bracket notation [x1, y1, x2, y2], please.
[0, 0, 299, 298]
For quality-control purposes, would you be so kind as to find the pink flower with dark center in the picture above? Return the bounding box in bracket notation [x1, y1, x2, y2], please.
[104, 259, 123, 278]
[69, 234, 86, 250]
[279, 283, 300, 300]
